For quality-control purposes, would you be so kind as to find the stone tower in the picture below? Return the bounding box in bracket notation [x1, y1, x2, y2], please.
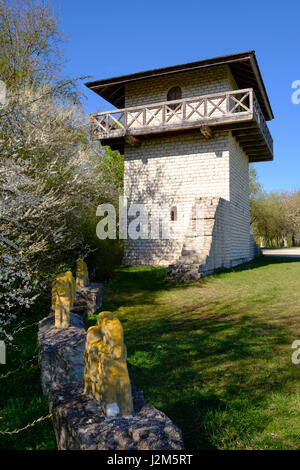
[86, 51, 274, 280]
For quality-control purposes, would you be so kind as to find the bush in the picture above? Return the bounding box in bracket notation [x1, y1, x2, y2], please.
[79, 217, 123, 281]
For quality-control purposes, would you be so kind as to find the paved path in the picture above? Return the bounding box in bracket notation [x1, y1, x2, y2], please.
[263, 247, 300, 258]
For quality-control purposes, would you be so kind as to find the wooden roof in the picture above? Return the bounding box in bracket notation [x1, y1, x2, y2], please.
[85, 51, 274, 121]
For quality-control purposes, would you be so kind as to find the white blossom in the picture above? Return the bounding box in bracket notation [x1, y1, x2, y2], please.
[0, 84, 115, 340]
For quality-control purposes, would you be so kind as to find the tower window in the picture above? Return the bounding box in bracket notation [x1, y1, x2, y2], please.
[167, 86, 182, 111]
[170, 206, 177, 222]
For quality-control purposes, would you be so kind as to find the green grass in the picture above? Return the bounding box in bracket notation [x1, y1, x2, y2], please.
[89, 256, 300, 450]
[0, 301, 56, 450]
[1, 256, 300, 450]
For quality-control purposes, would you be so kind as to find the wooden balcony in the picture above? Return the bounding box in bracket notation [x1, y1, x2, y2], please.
[90, 88, 273, 162]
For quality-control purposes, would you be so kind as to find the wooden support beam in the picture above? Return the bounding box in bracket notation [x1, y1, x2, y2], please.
[237, 135, 264, 142]
[239, 141, 266, 149]
[124, 134, 141, 147]
[238, 139, 266, 147]
[242, 142, 267, 148]
[246, 150, 268, 157]
[217, 121, 257, 133]
[232, 129, 260, 137]
[106, 84, 124, 101]
[200, 125, 213, 139]
[249, 157, 272, 163]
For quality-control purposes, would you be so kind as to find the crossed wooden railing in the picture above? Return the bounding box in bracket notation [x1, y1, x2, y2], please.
[253, 95, 273, 153]
[91, 88, 273, 153]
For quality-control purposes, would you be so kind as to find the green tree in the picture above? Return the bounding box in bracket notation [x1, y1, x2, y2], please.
[249, 166, 262, 199]
[249, 166, 263, 226]
[0, 0, 64, 88]
[0, 0, 123, 339]
[251, 192, 292, 247]
[100, 146, 124, 195]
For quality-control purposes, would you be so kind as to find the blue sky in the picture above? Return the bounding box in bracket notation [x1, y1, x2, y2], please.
[52, 0, 300, 192]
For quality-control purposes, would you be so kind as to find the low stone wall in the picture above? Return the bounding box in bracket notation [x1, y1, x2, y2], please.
[168, 198, 263, 282]
[72, 283, 102, 324]
[38, 310, 184, 450]
[250, 234, 262, 259]
[38, 313, 86, 395]
[49, 382, 183, 450]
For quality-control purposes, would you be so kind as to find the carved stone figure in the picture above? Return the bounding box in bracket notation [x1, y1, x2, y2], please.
[76, 258, 89, 289]
[84, 311, 133, 417]
[54, 271, 76, 328]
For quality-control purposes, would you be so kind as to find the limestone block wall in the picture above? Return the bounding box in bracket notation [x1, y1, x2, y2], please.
[125, 64, 238, 107]
[167, 197, 232, 281]
[123, 130, 256, 270]
[123, 131, 231, 266]
[250, 234, 262, 258]
[198, 197, 232, 274]
[228, 134, 252, 265]
[122, 65, 257, 272]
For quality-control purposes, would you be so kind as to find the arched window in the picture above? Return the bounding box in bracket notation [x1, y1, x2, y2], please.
[167, 86, 182, 111]
[170, 206, 177, 222]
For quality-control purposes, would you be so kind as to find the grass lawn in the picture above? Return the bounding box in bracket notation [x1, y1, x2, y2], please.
[89, 256, 300, 450]
[1, 255, 299, 450]
[0, 301, 56, 450]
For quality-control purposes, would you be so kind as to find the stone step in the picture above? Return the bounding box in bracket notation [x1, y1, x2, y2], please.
[167, 263, 201, 281]
[168, 262, 200, 272]
[181, 249, 198, 256]
[180, 248, 208, 262]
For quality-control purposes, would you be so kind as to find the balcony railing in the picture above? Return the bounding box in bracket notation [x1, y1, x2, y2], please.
[91, 88, 273, 154]
[252, 95, 273, 153]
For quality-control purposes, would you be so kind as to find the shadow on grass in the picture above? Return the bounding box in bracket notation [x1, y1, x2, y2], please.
[123, 314, 293, 449]
[0, 300, 57, 450]
[209, 254, 300, 276]
[96, 257, 300, 449]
